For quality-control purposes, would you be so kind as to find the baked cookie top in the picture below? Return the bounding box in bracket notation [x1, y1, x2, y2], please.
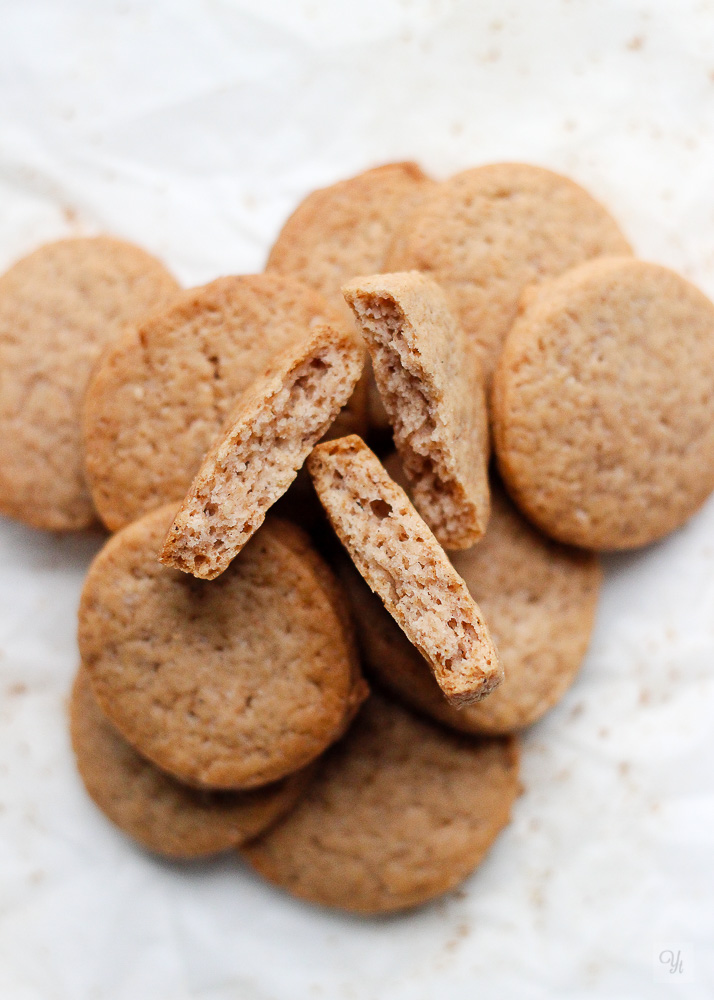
[241, 693, 520, 914]
[0, 236, 179, 530]
[160, 324, 363, 580]
[492, 256, 714, 549]
[386, 162, 631, 381]
[344, 463, 602, 734]
[78, 505, 366, 790]
[266, 162, 432, 321]
[83, 274, 342, 531]
[307, 435, 503, 707]
[70, 666, 312, 858]
[343, 271, 490, 549]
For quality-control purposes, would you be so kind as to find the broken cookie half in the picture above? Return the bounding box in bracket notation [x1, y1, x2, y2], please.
[343, 271, 490, 550]
[307, 434, 503, 707]
[160, 325, 363, 580]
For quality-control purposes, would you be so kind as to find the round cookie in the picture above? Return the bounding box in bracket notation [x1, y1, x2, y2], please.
[492, 257, 714, 550]
[342, 463, 601, 734]
[83, 274, 345, 531]
[241, 693, 520, 914]
[385, 162, 632, 381]
[70, 666, 313, 859]
[266, 161, 433, 431]
[0, 237, 179, 530]
[78, 505, 367, 790]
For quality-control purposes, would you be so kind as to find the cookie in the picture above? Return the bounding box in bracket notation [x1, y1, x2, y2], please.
[241, 692, 520, 914]
[78, 505, 367, 789]
[266, 162, 432, 323]
[83, 274, 346, 531]
[343, 272, 489, 549]
[0, 236, 179, 531]
[343, 460, 602, 734]
[266, 162, 433, 430]
[70, 666, 313, 859]
[307, 435, 503, 707]
[159, 324, 364, 580]
[386, 163, 632, 382]
[492, 257, 714, 550]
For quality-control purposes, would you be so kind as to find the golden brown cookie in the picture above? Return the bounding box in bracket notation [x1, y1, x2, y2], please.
[78, 505, 367, 790]
[266, 162, 433, 431]
[0, 237, 179, 531]
[83, 274, 345, 531]
[70, 666, 313, 859]
[386, 163, 632, 382]
[307, 435, 503, 707]
[159, 324, 364, 580]
[241, 692, 520, 914]
[343, 272, 490, 549]
[492, 257, 714, 550]
[343, 460, 602, 734]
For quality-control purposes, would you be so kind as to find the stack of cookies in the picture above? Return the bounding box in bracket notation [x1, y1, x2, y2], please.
[3, 160, 714, 915]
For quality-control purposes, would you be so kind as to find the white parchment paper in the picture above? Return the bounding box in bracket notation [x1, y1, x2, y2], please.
[1, 1, 713, 997]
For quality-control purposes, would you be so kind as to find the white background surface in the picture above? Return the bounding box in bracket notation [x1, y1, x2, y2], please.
[1, 1, 713, 997]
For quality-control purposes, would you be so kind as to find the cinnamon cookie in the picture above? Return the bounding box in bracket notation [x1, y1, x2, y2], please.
[241, 693, 520, 914]
[343, 272, 489, 549]
[343, 461, 602, 734]
[307, 435, 502, 707]
[70, 666, 313, 858]
[492, 257, 714, 549]
[83, 274, 345, 531]
[78, 505, 367, 789]
[0, 237, 179, 530]
[266, 162, 433, 431]
[386, 163, 631, 381]
[160, 324, 363, 580]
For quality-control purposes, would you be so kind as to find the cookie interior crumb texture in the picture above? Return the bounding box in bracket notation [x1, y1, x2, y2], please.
[343, 462, 602, 734]
[307, 435, 503, 707]
[83, 274, 344, 531]
[241, 693, 521, 914]
[160, 325, 364, 580]
[343, 271, 490, 549]
[78, 505, 366, 789]
[70, 666, 313, 858]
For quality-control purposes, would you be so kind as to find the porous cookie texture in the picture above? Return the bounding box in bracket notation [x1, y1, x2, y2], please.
[83, 274, 344, 531]
[160, 325, 364, 580]
[70, 666, 313, 858]
[343, 462, 602, 734]
[266, 161, 433, 431]
[307, 435, 503, 707]
[78, 505, 367, 790]
[385, 162, 632, 381]
[0, 236, 179, 530]
[241, 693, 520, 914]
[343, 272, 489, 549]
[492, 257, 714, 550]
